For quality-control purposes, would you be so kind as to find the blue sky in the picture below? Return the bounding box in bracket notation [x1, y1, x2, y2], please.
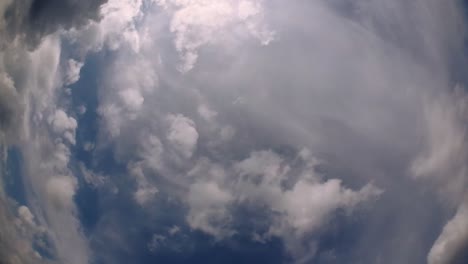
[0, 1, 468, 264]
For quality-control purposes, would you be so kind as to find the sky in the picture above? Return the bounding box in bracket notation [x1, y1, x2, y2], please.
[0, 0, 467, 264]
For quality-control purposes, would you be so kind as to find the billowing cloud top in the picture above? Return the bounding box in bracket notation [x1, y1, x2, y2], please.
[0, 0, 468, 264]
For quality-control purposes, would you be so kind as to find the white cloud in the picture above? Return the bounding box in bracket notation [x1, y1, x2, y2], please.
[98, 54, 158, 138]
[135, 186, 159, 205]
[159, 0, 274, 71]
[187, 181, 234, 239]
[183, 150, 382, 258]
[48, 109, 78, 145]
[119, 88, 145, 111]
[79, 162, 106, 187]
[18, 206, 35, 227]
[273, 179, 382, 236]
[129, 162, 159, 206]
[66, 0, 145, 53]
[46, 176, 77, 211]
[411, 88, 468, 204]
[64, 59, 84, 86]
[83, 141, 95, 151]
[197, 103, 217, 122]
[428, 199, 468, 264]
[169, 225, 180, 235]
[166, 114, 199, 159]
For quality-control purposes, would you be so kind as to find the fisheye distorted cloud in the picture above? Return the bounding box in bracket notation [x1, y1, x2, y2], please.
[0, 0, 467, 264]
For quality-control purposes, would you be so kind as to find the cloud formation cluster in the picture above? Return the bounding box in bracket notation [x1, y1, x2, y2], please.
[0, 1, 108, 263]
[1, 0, 468, 264]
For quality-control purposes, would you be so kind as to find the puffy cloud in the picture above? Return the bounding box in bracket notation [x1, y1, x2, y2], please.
[65, 0, 146, 53]
[46, 176, 77, 210]
[135, 186, 159, 205]
[48, 109, 78, 144]
[18, 206, 35, 227]
[129, 162, 159, 205]
[64, 59, 83, 85]
[197, 103, 217, 122]
[158, 0, 274, 71]
[275, 180, 381, 235]
[0, 191, 48, 264]
[183, 150, 381, 259]
[187, 181, 234, 239]
[98, 53, 158, 138]
[166, 114, 199, 159]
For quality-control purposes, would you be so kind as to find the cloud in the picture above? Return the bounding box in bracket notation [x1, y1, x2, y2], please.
[46, 176, 77, 210]
[166, 114, 199, 159]
[3, 0, 108, 47]
[187, 181, 234, 239]
[0, 36, 77, 263]
[0, 194, 48, 264]
[64, 0, 146, 54]
[181, 149, 382, 258]
[158, 0, 274, 71]
[2, 0, 464, 263]
[0, 0, 107, 258]
[428, 198, 468, 264]
[48, 109, 78, 145]
[0, 1, 108, 263]
[129, 162, 159, 206]
[64, 59, 84, 85]
[17, 206, 36, 227]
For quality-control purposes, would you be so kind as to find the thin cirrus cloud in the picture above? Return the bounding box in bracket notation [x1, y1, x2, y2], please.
[0, 0, 467, 264]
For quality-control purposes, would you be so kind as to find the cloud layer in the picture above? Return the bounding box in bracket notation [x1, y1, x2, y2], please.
[1, 0, 468, 264]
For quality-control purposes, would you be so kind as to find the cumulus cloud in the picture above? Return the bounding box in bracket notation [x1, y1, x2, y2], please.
[48, 109, 78, 144]
[0, 191, 48, 264]
[166, 114, 199, 159]
[46, 176, 77, 210]
[129, 162, 159, 205]
[64, 59, 84, 85]
[65, 0, 146, 54]
[158, 0, 275, 71]
[187, 181, 234, 238]
[181, 149, 382, 258]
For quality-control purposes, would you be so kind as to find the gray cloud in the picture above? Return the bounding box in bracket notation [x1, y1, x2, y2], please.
[3, 0, 108, 48]
[0, 1, 109, 264]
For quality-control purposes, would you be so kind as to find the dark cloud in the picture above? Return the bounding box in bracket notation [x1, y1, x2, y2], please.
[3, 0, 108, 48]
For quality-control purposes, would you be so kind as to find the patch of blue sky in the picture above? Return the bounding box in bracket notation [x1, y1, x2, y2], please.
[4, 147, 27, 207]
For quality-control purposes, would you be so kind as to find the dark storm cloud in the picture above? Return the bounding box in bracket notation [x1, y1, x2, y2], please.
[3, 0, 108, 47]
